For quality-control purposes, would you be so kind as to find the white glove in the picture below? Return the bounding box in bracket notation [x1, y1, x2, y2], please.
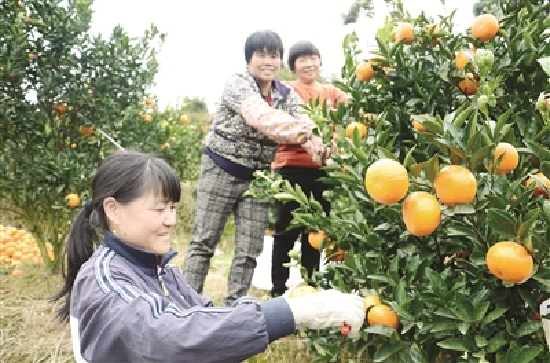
[301, 136, 333, 166]
[284, 289, 365, 338]
[541, 298, 550, 351]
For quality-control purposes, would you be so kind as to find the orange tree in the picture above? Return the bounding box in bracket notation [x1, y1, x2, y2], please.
[247, 0, 550, 361]
[0, 1, 206, 273]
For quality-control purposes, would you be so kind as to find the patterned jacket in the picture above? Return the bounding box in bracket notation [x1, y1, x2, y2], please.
[205, 71, 318, 173]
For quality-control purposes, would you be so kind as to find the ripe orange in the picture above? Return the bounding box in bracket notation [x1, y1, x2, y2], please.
[179, 115, 189, 125]
[287, 285, 318, 298]
[488, 142, 519, 174]
[394, 22, 414, 44]
[486, 241, 533, 283]
[363, 295, 382, 310]
[355, 62, 374, 82]
[70, 143, 77, 149]
[66, 193, 80, 208]
[308, 231, 325, 250]
[345, 121, 368, 139]
[458, 73, 479, 96]
[367, 304, 399, 329]
[402, 191, 441, 237]
[434, 165, 477, 206]
[54, 103, 67, 115]
[161, 142, 170, 150]
[525, 172, 550, 198]
[455, 50, 471, 70]
[145, 98, 155, 106]
[144, 114, 153, 122]
[81, 126, 94, 137]
[365, 159, 410, 204]
[471, 14, 500, 41]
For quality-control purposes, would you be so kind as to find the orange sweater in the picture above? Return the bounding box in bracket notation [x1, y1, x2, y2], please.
[272, 81, 348, 169]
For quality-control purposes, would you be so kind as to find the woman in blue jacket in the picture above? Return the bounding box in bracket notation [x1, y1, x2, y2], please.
[53, 151, 365, 363]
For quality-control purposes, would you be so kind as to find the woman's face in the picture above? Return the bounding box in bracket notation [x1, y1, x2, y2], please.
[294, 54, 321, 84]
[247, 47, 281, 82]
[104, 191, 177, 255]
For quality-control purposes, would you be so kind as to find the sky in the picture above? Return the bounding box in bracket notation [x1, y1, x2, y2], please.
[89, 0, 477, 112]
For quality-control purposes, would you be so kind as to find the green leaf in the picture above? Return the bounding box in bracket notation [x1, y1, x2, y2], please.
[509, 345, 543, 363]
[366, 274, 396, 286]
[373, 344, 404, 362]
[424, 154, 440, 183]
[525, 140, 550, 161]
[514, 321, 542, 338]
[487, 209, 517, 239]
[409, 343, 428, 363]
[472, 301, 491, 322]
[469, 145, 494, 171]
[475, 335, 488, 348]
[377, 146, 397, 160]
[410, 162, 425, 178]
[436, 337, 469, 352]
[482, 307, 507, 325]
[494, 108, 513, 140]
[486, 334, 507, 353]
[516, 209, 539, 242]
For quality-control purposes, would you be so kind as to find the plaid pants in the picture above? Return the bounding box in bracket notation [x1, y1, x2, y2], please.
[182, 153, 268, 306]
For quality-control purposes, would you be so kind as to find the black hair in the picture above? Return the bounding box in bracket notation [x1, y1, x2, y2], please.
[52, 151, 181, 322]
[287, 40, 322, 72]
[244, 30, 284, 63]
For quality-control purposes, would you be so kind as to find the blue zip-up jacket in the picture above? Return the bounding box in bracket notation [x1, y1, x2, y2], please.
[69, 232, 295, 363]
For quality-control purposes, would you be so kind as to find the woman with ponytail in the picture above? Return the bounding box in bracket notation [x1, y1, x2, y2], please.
[53, 151, 365, 363]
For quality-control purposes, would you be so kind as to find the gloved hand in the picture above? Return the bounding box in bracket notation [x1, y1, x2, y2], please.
[284, 289, 365, 338]
[301, 136, 332, 166]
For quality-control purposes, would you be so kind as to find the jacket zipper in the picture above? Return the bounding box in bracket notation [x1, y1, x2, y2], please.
[157, 266, 169, 297]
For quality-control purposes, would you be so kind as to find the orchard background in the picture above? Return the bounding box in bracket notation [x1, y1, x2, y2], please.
[1, 0, 549, 362]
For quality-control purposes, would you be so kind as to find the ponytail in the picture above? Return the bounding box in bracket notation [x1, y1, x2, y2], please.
[52, 202, 99, 322]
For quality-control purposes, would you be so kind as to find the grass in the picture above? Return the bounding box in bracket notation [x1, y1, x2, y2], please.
[0, 183, 313, 363]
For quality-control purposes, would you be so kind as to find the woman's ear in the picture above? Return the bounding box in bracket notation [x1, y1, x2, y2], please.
[102, 197, 118, 225]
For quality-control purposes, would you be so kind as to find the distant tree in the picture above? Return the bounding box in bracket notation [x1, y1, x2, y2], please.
[341, 0, 399, 25]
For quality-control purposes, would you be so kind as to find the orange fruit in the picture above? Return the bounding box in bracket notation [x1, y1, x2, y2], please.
[525, 172, 550, 198]
[488, 142, 519, 174]
[486, 241, 533, 283]
[471, 14, 500, 42]
[345, 121, 368, 139]
[402, 191, 441, 237]
[161, 142, 170, 150]
[145, 98, 155, 106]
[11, 269, 23, 278]
[53, 103, 67, 115]
[287, 285, 318, 298]
[66, 193, 80, 208]
[355, 62, 375, 82]
[70, 143, 77, 149]
[308, 231, 325, 250]
[367, 304, 399, 329]
[144, 114, 153, 122]
[434, 165, 478, 206]
[81, 126, 94, 137]
[179, 115, 189, 125]
[455, 50, 471, 70]
[458, 72, 479, 96]
[365, 159, 410, 204]
[394, 22, 414, 44]
[363, 295, 382, 310]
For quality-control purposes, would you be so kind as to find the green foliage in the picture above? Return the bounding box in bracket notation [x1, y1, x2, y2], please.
[249, 0, 550, 362]
[0, 0, 207, 273]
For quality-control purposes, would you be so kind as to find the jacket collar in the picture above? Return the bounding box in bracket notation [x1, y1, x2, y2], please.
[246, 71, 291, 100]
[101, 230, 178, 275]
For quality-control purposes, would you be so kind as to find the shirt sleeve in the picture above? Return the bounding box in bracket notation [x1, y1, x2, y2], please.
[221, 74, 316, 144]
[70, 264, 295, 363]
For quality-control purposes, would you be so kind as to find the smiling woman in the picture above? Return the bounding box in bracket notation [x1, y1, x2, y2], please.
[51, 150, 365, 363]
